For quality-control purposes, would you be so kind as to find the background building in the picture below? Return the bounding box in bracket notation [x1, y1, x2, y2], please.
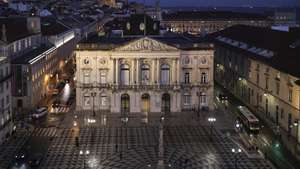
[75, 35, 214, 115]
[0, 57, 13, 144]
[213, 25, 300, 146]
[161, 11, 272, 35]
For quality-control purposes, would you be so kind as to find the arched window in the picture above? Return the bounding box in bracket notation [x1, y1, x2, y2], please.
[120, 64, 130, 85]
[141, 64, 150, 84]
[201, 72, 208, 84]
[160, 64, 170, 85]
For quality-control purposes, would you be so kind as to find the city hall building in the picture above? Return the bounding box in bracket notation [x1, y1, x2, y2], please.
[75, 35, 214, 115]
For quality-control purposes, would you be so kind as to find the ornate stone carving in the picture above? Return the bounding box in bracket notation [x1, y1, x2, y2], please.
[115, 37, 178, 52]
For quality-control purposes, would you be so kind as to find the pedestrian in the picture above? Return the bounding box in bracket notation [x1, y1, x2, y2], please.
[119, 152, 122, 160]
[115, 144, 118, 152]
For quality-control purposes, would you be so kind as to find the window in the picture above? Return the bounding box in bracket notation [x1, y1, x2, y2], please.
[83, 70, 90, 84]
[200, 93, 206, 104]
[1, 98, 4, 108]
[256, 73, 259, 84]
[183, 57, 190, 64]
[160, 64, 170, 85]
[99, 70, 107, 84]
[201, 72, 208, 84]
[288, 89, 293, 102]
[141, 64, 150, 84]
[83, 95, 90, 106]
[0, 83, 3, 93]
[6, 95, 9, 104]
[184, 72, 190, 84]
[5, 66, 8, 76]
[280, 109, 284, 119]
[265, 77, 269, 89]
[13, 42, 17, 53]
[100, 94, 109, 106]
[120, 64, 130, 85]
[183, 93, 191, 105]
[276, 82, 280, 95]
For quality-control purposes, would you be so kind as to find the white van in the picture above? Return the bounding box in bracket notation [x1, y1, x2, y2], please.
[32, 107, 48, 119]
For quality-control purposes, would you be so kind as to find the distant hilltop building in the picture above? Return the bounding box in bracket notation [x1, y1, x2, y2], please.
[161, 11, 272, 35]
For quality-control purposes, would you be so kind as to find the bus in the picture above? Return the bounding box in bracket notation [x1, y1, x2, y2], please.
[237, 106, 260, 134]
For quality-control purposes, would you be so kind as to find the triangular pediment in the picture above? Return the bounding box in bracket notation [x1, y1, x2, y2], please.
[114, 37, 178, 52]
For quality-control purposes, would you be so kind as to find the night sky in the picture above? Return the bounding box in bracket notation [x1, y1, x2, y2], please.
[131, 0, 300, 7]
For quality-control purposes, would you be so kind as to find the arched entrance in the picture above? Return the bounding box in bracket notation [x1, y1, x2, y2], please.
[161, 93, 171, 113]
[141, 93, 150, 113]
[121, 94, 130, 113]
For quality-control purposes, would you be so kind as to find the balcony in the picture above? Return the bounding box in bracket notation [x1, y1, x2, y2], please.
[76, 82, 212, 90]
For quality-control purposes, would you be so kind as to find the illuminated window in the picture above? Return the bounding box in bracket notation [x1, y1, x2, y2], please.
[160, 64, 170, 85]
[141, 64, 150, 84]
[120, 64, 130, 85]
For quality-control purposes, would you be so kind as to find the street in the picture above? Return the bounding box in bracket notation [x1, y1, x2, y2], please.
[215, 83, 300, 169]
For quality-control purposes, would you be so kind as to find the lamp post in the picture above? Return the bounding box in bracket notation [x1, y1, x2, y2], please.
[232, 148, 242, 169]
[91, 92, 96, 117]
[208, 117, 216, 140]
[79, 150, 90, 169]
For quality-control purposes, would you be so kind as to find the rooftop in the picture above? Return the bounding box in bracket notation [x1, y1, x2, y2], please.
[0, 17, 38, 43]
[162, 11, 270, 21]
[77, 34, 213, 51]
[211, 25, 300, 78]
[41, 17, 70, 36]
[12, 44, 55, 64]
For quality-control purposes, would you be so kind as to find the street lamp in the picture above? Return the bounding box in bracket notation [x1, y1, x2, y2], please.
[91, 92, 96, 117]
[79, 150, 90, 169]
[232, 148, 242, 169]
[208, 117, 216, 140]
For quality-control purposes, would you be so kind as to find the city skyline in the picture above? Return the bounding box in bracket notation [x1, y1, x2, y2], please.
[131, 0, 300, 7]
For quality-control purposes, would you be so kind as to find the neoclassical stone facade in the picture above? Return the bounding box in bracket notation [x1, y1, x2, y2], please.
[75, 36, 214, 115]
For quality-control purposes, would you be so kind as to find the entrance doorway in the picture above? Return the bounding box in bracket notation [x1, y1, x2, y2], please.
[141, 93, 150, 113]
[121, 94, 130, 113]
[161, 93, 171, 113]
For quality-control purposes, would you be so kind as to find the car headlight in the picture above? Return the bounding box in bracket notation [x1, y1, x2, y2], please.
[21, 155, 24, 158]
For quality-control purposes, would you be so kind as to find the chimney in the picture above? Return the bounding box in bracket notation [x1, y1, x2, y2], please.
[2, 24, 7, 42]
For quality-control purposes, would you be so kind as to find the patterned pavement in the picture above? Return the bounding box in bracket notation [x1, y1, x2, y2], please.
[37, 125, 274, 169]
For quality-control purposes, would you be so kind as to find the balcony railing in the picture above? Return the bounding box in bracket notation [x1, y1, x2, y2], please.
[76, 82, 212, 90]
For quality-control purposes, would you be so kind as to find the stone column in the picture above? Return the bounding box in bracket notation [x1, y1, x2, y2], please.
[176, 58, 180, 84]
[152, 59, 155, 84]
[113, 59, 116, 83]
[157, 59, 160, 84]
[131, 59, 135, 85]
[116, 59, 119, 84]
[172, 59, 176, 84]
[136, 59, 140, 84]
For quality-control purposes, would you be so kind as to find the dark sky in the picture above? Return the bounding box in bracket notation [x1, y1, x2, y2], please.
[130, 0, 300, 7]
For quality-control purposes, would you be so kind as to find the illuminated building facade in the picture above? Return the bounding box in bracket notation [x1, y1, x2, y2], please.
[75, 35, 214, 115]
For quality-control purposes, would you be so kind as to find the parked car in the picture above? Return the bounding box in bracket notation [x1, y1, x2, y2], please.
[32, 107, 48, 119]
